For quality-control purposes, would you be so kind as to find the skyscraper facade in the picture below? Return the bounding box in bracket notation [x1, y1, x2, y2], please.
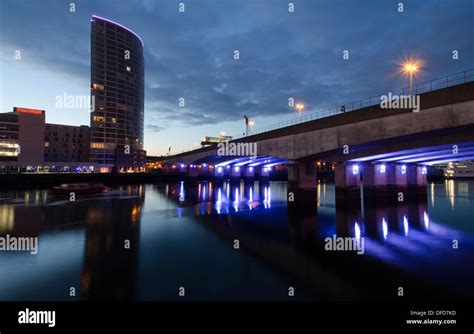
[90, 15, 145, 173]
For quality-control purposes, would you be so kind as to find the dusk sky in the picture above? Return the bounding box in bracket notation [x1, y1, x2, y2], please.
[0, 0, 472, 156]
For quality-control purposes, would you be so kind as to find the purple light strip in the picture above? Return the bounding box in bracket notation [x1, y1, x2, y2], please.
[424, 156, 474, 165]
[400, 149, 474, 163]
[349, 143, 474, 163]
[91, 15, 144, 47]
[263, 160, 288, 168]
[215, 158, 243, 167]
[248, 157, 275, 167]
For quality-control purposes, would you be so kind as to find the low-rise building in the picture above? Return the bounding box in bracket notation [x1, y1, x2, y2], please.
[0, 107, 95, 173]
[0, 107, 45, 172]
[44, 124, 90, 162]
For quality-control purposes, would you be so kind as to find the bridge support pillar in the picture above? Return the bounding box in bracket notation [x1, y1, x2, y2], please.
[363, 163, 397, 207]
[231, 166, 241, 180]
[197, 164, 212, 180]
[177, 163, 187, 173]
[186, 165, 198, 178]
[416, 166, 428, 187]
[395, 164, 409, 189]
[259, 166, 270, 182]
[362, 163, 427, 207]
[287, 161, 317, 207]
[214, 166, 224, 179]
[393, 164, 427, 201]
[410, 165, 428, 200]
[335, 162, 361, 209]
[244, 166, 255, 181]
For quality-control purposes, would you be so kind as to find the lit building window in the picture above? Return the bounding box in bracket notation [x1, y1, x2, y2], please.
[91, 142, 105, 149]
[116, 103, 127, 110]
[92, 83, 105, 90]
[126, 66, 131, 72]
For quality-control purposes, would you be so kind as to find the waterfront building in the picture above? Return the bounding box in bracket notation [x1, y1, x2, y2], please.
[0, 107, 45, 172]
[44, 124, 90, 163]
[0, 108, 96, 173]
[89, 15, 146, 173]
[444, 161, 474, 178]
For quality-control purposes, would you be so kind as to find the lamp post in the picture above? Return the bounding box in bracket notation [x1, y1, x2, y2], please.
[402, 62, 419, 96]
[248, 120, 254, 134]
[295, 102, 305, 121]
[244, 115, 254, 136]
[244, 115, 249, 136]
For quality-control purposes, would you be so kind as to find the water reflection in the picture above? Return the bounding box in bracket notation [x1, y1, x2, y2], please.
[0, 205, 14, 233]
[0, 180, 473, 301]
[81, 194, 143, 300]
[163, 181, 276, 215]
[348, 194, 430, 241]
[446, 179, 455, 209]
[382, 218, 388, 240]
[160, 180, 474, 298]
[0, 186, 145, 300]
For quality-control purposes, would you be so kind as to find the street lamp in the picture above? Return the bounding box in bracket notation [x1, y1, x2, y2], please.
[295, 102, 305, 121]
[248, 120, 255, 134]
[402, 61, 419, 95]
[244, 115, 255, 136]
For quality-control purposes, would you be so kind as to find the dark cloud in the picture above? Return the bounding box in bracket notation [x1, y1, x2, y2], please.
[1, 0, 473, 130]
[146, 124, 166, 133]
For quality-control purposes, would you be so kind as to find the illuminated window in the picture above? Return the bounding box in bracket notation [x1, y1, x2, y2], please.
[91, 142, 105, 149]
[126, 66, 131, 72]
[92, 83, 105, 90]
[93, 116, 105, 122]
[116, 103, 127, 110]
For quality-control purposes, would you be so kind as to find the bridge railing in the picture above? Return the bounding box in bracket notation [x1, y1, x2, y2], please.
[235, 68, 474, 138]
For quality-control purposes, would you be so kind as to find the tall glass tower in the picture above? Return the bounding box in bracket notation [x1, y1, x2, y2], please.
[90, 15, 145, 173]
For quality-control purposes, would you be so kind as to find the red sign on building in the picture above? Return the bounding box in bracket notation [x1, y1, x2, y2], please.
[14, 107, 44, 115]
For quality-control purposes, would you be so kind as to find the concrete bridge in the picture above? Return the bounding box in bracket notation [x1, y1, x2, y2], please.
[163, 71, 474, 206]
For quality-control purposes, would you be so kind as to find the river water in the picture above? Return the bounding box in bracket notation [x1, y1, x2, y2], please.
[0, 180, 473, 301]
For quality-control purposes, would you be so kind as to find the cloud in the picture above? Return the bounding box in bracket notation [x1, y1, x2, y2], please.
[1, 0, 473, 133]
[146, 124, 167, 133]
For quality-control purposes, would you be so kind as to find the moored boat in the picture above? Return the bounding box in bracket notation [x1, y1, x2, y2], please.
[51, 182, 107, 195]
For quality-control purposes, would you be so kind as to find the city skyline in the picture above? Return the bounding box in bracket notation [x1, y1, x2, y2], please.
[0, 0, 473, 156]
[1, 1, 474, 329]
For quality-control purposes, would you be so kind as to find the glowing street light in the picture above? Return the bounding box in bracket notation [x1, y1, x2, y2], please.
[244, 115, 254, 136]
[402, 61, 420, 96]
[295, 103, 305, 121]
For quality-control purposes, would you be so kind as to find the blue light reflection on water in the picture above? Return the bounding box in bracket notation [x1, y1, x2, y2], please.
[0, 180, 473, 300]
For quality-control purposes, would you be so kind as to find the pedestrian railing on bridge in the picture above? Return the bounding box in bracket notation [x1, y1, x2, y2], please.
[233, 68, 474, 139]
